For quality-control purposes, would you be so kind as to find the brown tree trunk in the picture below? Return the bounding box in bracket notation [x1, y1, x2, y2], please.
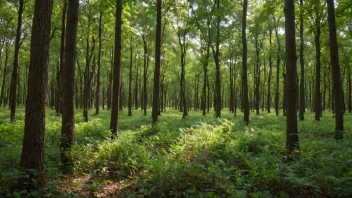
[56, 0, 67, 116]
[95, 7, 103, 115]
[10, 0, 24, 122]
[18, 0, 52, 189]
[274, 18, 281, 116]
[242, 0, 249, 124]
[284, 0, 299, 151]
[60, 0, 79, 173]
[327, 0, 343, 139]
[110, 0, 122, 139]
[128, 36, 133, 117]
[142, 35, 148, 116]
[212, 0, 221, 118]
[314, 20, 321, 121]
[152, 0, 162, 123]
[267, 24, 273, 113]
[0, 42, 10, 107]
[299, 0, 305, 120]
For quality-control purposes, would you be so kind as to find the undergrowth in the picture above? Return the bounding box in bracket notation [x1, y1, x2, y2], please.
[0, 107, 352, 197]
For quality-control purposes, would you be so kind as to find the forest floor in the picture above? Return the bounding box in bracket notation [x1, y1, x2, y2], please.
[1, 107, 352, 197]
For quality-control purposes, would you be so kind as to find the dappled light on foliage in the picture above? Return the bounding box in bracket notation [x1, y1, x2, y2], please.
[1, 108, 352, 197]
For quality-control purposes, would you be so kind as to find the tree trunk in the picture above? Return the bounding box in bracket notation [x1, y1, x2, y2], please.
[56, 0, 67, 116]
[299, 0, 305, 120]
[242, 0, 249, 124]
[152, 0, 162, 123]
[142, 35, 148, 116]
[314, 21, 321, 121]
[267, 24, 273, 113]
[95, 7, 103, 115]
[213, 0, 221, 118]
[284, 0, 299, 151]
[18, 0, 52, 189]
[0, 42, 10, 107]
[10, 0, 24, 122]
[274, 18, 281, 116]
[60, 0, 79, 173]
[110, 0, 122, 139]
[327, 0, 343, 139]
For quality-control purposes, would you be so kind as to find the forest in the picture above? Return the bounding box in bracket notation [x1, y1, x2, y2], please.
[0, 0, 352, 197]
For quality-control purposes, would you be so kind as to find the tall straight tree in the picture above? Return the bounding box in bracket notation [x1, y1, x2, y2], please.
[60, 0, 79, 173]
[212, 0, 221, 118]
[128, 35, 133, 117]
[10, 0, 24, 122]
[56, 0, 67, 116]
[242, 0, 249, 124]
[110, 0, 122, 139]
[299, 0, 305, 120]
[326, 0, 343, 139]
[95, 4, 103, 115]
[152, 0, 161, 124]
[17, 0, 52, 189]
[284, 0, 299, 151]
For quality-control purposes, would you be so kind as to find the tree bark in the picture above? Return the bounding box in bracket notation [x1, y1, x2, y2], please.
[242, 0, 249, 124]
[110, 0, 122, 139]
[56, 1, 67, 116]
[299, 0, 305, 120]
[327, 0, 343, 139]
[284, 0, 299, 151]
[152, 0, 162, 123]
[95, 7, 103, 115]
[267, 24, 273, 113]
[10, 0, 24, 122]
[60, 0, 79, 173]
[18, 0, 52, 189]
[274, 18, 281, 116]
[314, 19, 321, 121]
[213, 0, 221, 118]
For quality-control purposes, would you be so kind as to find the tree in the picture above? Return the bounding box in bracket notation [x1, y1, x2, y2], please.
[242, 0, 249, 124]
[128, 35, 133, 117]
[152, 0, 162, 124]
[10, 0, 24, 122]
[326, 0, 343, 139]
[284, 0, 299, 151]
[18, 0, 52, 189]
[298, 0, 305, 120]
[212, 0, 221, 118]
[110, 0, 122, 139]
[56, 1, 67, 116]
[95, 3, 103, 115]
[61, 0, 79, 173]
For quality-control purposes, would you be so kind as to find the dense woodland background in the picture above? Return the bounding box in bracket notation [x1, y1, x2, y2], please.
[0, 0, 352, 197]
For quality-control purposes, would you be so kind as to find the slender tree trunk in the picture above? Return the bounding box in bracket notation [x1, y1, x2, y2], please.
[267, 25, 273, 113]
[128, 36, 133, 117]
[18, 0, 52, 189]
[60, 0, 79, 173]
[0, 42, 10, 107]
[56, 1, 67, 116]
[10, 0, 24, 122]
[314, 22, 321, 121]
[213, 0, 221, 118]
[95, 7, 103, 115]
[299, 0, 305, 120]
[348, 66, 351, 113]
[274, 21, 281, 117]
[142, 35, 148, 116]
[152, 0, 162, 123]
[284, 0, 299, 151]
[110, 0, 122, 139]
[242, 0, 249, 124]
